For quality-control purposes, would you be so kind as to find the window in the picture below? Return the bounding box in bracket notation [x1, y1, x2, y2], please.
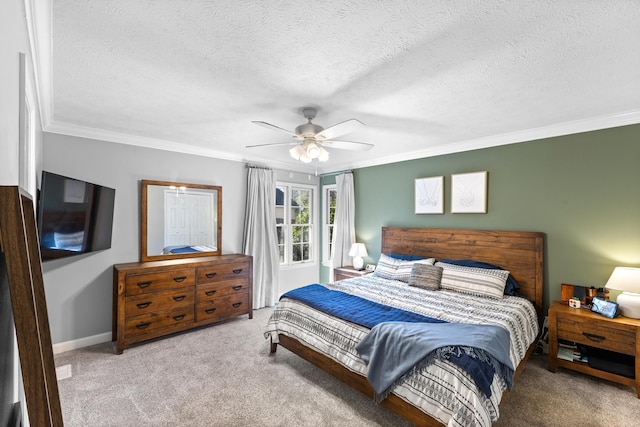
[322, 185, 337, 265]
[276, 183, 315, 266]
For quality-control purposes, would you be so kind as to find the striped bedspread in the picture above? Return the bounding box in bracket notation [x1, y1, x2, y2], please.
[264, 275, 538, 427]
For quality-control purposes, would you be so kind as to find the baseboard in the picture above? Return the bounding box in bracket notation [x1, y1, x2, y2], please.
[52, 332, 112, 355]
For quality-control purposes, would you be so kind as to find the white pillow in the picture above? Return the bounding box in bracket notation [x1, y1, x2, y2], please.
[374, 254, 435, 283]
[436, 262, 509, 299]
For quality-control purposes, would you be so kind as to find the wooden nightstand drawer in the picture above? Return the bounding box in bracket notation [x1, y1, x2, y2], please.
[334, 266, 372, 281]
[557, 318, 635, 355]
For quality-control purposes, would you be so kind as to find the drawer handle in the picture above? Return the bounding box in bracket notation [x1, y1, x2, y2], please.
[205, 308, 217, 314]
[173, 295, 186, 302]
[233, 269, 243, 274]
[173, 276, 187, 283]
[137, 281, 152, 289]
[232, 285, 243, 291]
[205, 290, 217, 296]
[136, 322, 151, 330]
[173, 314, 186, 321]
[583, 332, 606, 342]
[232, 302, 242, 308]
[136, 302, 151, 309]
[205, 272, 217, 278]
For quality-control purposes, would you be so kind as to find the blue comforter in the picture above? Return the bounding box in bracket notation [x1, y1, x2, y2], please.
[280, 284, 514, 400]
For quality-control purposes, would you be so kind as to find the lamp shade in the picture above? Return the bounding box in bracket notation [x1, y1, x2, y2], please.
[348, 243, 368, 258]
[348, 243, 368, 270]
[605, 267, 640, 293]
[605, 267, 640, 319]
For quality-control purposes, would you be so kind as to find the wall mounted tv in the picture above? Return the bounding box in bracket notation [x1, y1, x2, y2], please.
[37, 171, 115, 261]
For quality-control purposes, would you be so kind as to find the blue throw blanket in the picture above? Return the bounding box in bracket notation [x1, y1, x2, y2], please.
[280, 284, 514, 400]
[281, 284, 445, 328]
[356, 322, 514, 402]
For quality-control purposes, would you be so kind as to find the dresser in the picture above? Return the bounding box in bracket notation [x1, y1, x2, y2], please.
[113, 254, 252, 354]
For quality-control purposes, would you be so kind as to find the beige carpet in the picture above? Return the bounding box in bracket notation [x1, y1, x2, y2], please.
[55, 308, 640, 426]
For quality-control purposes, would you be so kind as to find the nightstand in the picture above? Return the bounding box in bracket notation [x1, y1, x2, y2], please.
[334, 266, 372, 281]
[548, 301, 640, 397]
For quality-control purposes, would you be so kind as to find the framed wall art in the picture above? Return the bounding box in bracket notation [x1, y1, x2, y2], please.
[451, 171, 488, 213]
[415, 176, 444, 214]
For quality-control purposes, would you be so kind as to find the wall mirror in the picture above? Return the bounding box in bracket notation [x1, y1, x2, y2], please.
[141, 179, 222, 262]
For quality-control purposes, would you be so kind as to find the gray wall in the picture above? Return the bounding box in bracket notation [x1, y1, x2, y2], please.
[320, 124, 640, 312]
[41, 133, 321, 345]
[42, 133, 248, 344]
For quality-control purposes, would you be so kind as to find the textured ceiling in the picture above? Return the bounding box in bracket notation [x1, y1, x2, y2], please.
[35, 0, 640, 173]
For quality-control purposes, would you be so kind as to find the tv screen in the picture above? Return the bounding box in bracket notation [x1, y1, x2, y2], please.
[37, 171, 115, 261]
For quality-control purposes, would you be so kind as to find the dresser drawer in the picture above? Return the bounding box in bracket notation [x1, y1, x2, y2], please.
[196, 294, 250, 322]
[197, 262, 249, 284]
[557, 317, 635, 355]
[125, 307, 194, 338]
[125, 268, 195, 295]
[125, 287, 194, 317]
[196, 278, 249, 301]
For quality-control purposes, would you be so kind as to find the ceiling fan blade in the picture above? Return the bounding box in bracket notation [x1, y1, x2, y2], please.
[320, 140, 374, 151]
[245, 141, 299, 149]
[252, 121, 300, 138]
[315, 119, 364, 140]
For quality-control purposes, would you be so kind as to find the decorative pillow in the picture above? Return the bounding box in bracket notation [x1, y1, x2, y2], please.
[436, 262, 509, 299]
[441, 259, 520, 296]
[408, 264, 443, 290]
[374, 254, 435, 282]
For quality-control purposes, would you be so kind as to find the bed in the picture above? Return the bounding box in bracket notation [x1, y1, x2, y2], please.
[265, 227, 544, 427]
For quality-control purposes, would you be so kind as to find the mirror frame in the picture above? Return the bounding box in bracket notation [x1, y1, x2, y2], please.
[141, 179, 222, 262]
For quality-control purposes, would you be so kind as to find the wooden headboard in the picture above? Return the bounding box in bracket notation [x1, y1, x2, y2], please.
[381, 227, 545, 321]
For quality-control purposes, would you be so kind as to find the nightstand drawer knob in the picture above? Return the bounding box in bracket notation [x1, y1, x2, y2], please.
[583, 332, 606, 342]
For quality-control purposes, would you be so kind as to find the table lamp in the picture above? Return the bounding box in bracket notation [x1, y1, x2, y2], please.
[348, 243, 368, 270]
[605, 267, 640, 319]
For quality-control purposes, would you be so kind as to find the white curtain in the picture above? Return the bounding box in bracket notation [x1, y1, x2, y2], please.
[329, 172, 356, 281]
[243, 167, 280, 309]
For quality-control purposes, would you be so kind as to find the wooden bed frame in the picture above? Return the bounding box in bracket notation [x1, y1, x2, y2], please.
[271, 227, 545, 427]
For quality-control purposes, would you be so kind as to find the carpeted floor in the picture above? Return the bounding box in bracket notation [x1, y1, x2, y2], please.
[55, 308, 640, 426]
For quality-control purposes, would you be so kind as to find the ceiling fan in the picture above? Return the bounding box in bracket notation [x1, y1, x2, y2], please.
[247, 108, 373, 163]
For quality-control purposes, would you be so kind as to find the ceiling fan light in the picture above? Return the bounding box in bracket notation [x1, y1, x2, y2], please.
[300, 152, 312, 163]
[306, 142, 320, 159]
[289, 146, 300, 160]
[318, 147, 329, 162]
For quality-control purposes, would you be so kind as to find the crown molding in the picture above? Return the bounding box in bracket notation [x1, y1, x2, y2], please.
[45, 121, 247, 162]
[44, 121, 319, 174]
[321, 109, 640, 174]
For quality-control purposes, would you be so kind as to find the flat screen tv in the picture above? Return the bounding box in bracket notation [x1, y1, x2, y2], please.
[37, 171, 115, 261]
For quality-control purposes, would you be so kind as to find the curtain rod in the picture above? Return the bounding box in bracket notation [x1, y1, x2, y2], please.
[246, 164, 272, 170]
[319, 169, 353, 177]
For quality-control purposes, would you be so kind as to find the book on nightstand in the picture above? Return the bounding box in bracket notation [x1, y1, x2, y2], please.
[557, 346, 575, 361]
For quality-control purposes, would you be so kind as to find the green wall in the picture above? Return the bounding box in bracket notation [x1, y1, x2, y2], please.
[321, 124, 640, 312]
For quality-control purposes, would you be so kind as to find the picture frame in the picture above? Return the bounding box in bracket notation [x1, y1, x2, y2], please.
[415, 176, 444, 214]
[451, 171, 487, 213]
